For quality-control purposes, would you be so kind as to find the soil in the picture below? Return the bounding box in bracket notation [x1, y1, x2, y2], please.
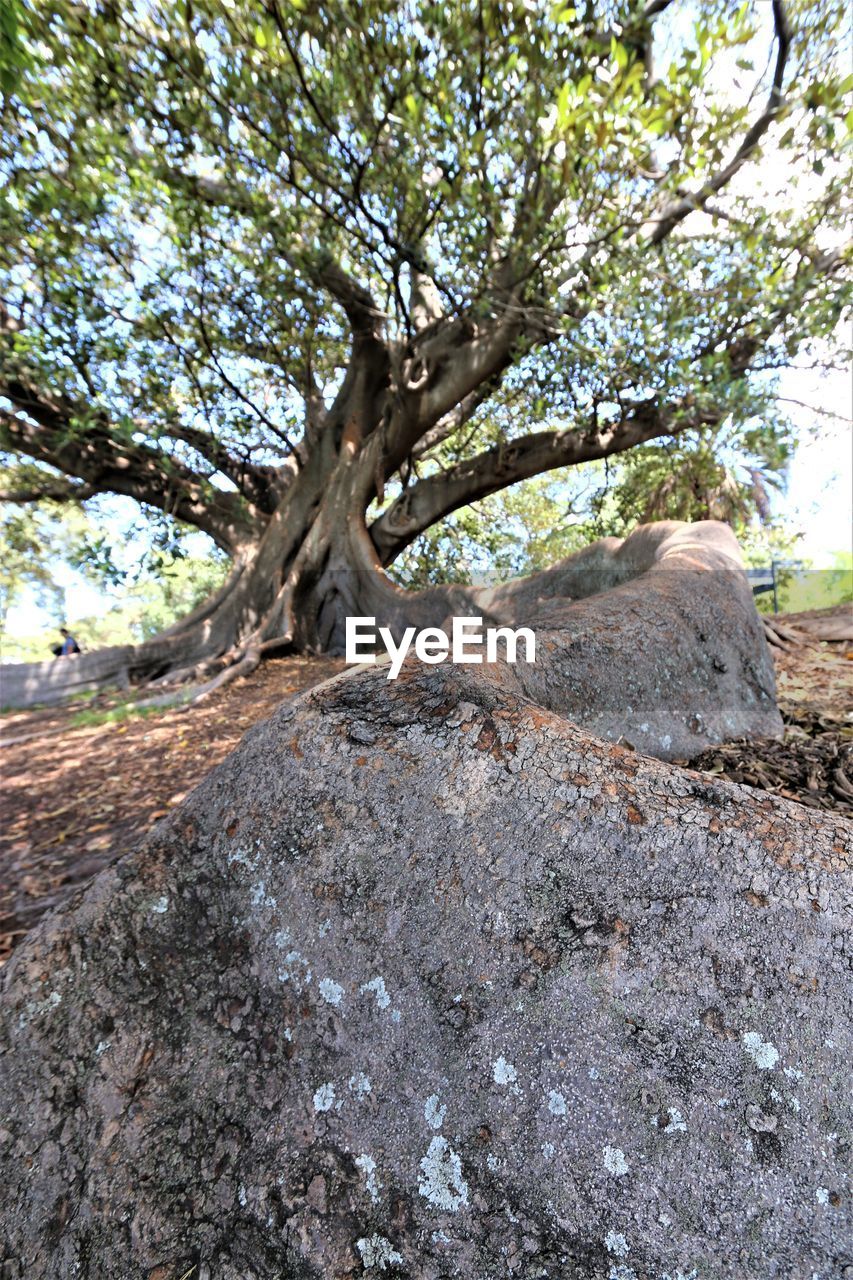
[0, 655, 344, 963]
[682, 606, 852, 815]
[1, 605, 850, 965]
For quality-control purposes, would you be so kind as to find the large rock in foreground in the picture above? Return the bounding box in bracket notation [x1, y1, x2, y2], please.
[1, 659, 850, 1278]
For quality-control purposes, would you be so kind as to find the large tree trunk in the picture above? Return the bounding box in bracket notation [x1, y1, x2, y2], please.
[5, 276, 732, 707]
[8, 238, 844, 712]
[0, 324, 785, 757]
[0, 390, 502, 708]
[1, 511, 782, 767]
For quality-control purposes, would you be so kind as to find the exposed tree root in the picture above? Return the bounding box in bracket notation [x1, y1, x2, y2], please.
[132, 635, 293, 712]
[762, 617, 808, 651]
[2, 521, 787, 724]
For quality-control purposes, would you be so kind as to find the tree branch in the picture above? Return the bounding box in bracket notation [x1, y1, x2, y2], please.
[164, 421, 288, 513]
[370, 398, 717, 564]
[160, 163, 385, 341]
[0, 477, 97, 504]
[372, 224, 847, 564]
[647, 0, 792, 245]
[409, 268, 445, 332]
[0, 388, 264, 553]
[380, 307, 523, 474]
[313, 255, 385, 339]
[409, 384, 496, 463]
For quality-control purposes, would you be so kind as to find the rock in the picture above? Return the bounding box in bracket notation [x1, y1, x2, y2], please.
[1, 657, 849, 1278]
[473, 520, 782, 759]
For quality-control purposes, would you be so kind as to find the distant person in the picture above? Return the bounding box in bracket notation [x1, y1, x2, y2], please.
[51, 627, 81, 658]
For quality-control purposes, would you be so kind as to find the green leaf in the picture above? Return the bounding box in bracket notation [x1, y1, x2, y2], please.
[611, 39, 629, 71]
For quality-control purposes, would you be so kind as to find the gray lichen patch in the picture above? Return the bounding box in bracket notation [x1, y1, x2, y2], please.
[604, 1229, 630, 1257]
[348, 1072, 372, 1098]
[318, 976, 344, 1006]
[418, 1137, 469, 1212]
[276, 949, 312, 988]
[360, 975, 392, 1010]
[652, 1108, 688, 1135]
[424, 1093, 446, 1130]
[492, 1056, 517, 1085]
[355, 1153, 381, 1203]
[741, 1030, 780, 1070]
[312, 1082, 336, 1113]
[602, 1145, 630, 1175]
[355, 1234, 403, 1270]
[248, 880, 277, 910]
[547, 1089, 567, 1116]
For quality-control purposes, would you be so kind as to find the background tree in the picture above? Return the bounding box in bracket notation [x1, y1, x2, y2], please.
[0, 0, 849, 690]
[0, 494, 230, 659]
[0, 503, 65, 632]
[389, 404, 800, 584]
[0, 554, 230, 661]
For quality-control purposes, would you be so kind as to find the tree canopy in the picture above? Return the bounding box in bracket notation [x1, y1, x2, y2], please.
[0, 0, 850, 661]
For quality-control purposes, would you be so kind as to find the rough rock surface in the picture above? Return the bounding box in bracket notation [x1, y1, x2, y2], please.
[1, 656, 849, 1279]
[483, 521, 782, 759]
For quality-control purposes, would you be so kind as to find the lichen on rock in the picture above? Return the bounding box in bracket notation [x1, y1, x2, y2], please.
[0, 653, 849, 1277]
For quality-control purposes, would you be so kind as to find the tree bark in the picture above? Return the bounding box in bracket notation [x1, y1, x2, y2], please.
[0, 614, 841, 1279]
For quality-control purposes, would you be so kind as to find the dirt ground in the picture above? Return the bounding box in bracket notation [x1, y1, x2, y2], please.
[1, 608, 850, 964]
[0, 655, 343, 962]
[685, 631, 852, 814]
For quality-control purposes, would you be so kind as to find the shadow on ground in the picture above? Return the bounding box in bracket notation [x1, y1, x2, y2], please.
[0, 654, 344, 961]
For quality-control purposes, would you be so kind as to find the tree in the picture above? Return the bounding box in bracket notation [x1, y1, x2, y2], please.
[0, 0, 849, 692]
[0, 503, 64, 631]
[0, 472, 107, 632]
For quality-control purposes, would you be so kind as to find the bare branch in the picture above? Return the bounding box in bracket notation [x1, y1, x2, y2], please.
[775, 397, 852, 423]
[164, 421, 288, 512]
[313, 256, 385, 339]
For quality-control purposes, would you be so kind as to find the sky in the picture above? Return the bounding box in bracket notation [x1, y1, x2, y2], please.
[775, 363, 852, 564]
